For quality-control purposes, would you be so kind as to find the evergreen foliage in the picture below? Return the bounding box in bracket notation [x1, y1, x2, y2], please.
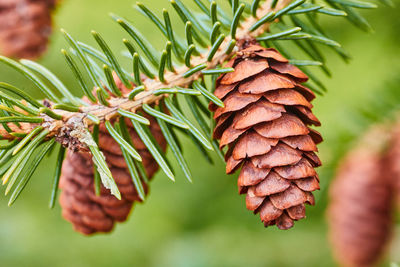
[0, 0, 384, 205]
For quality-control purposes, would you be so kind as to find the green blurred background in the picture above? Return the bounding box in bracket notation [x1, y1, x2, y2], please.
[0, 0, 399, 266]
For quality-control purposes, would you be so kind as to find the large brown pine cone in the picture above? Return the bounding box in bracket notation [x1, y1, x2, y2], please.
[59, 76, 166, 235]
[328, 127, 393, 267]
[0, 0, 57, 59]
[210, 43, 322, 229]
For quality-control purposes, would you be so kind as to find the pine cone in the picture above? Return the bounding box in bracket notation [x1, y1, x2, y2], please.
[0, 0, 56, 59]
[210, 43, 322, 229]
[385, 121, 400, 206]
[59, 116, 165, 235]
[59, 75, 166, 235]
[328, 127, 393, 267]
[46, 0, 58, 9]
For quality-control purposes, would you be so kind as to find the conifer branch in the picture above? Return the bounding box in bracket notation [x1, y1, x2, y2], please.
[0, 0, 383, 204]
[0, 0, 289, 145]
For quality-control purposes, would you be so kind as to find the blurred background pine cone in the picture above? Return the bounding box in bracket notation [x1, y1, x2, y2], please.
[0, 0, 58, 59]
[328, 127, 393, 267]
[385, 121, 400, 207]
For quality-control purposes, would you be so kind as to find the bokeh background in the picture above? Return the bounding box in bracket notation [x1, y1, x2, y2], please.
[0, 0, 399, 266]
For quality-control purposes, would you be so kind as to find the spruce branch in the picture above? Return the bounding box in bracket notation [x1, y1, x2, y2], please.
[0, 0, 383, 204]
[0, 0, 289, 144]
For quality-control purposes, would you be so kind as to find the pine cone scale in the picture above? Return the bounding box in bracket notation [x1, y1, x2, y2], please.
[232, 132, 278, 160]
[250, 143, 303, 169]
[214, 91, 262, 119]
[259, 200, 283, 221]
[264, 88, 313, 108]
[220, 59, 269, 85]
[286, 204, 306, 220]
[270, 62, 308, 82]
[253, 114, 310, 139]
[282, 135, 317, 151]
[238, 161, 270, 186]
[238, 71, 295, 94]
[233, 101, 285, 129]
[251, 171, 290, 196]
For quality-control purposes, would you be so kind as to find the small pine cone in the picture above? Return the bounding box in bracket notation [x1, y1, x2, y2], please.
[210, 43, 322, 229]
[385, 121, 400, 206]
[0, 0, 56, 59]
[59, 75, 166, 235]
[59, 115, 166, 235]
[328, 127, 393, 267]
